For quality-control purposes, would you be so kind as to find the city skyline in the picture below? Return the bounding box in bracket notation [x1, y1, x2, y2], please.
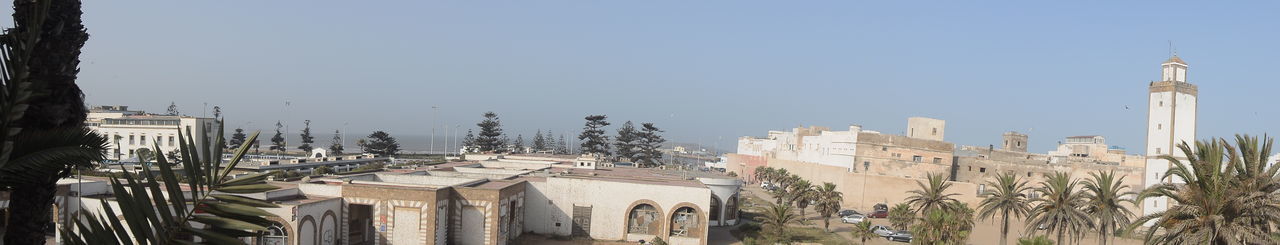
[67, 1, 1279, 153]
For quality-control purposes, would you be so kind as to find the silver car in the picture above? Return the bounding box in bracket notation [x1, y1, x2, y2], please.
[840, 214, 866, 224]
[870, 225, 895, 237]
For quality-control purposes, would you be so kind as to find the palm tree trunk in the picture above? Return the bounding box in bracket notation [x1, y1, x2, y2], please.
[5, 176, 59, 244]
[1097, 224, 1107, 245]
[823, 216, 830, 232]
[1056, 228, 1065, 245]
[999, 210, 1009, 245]
[4, 0, 90, 243]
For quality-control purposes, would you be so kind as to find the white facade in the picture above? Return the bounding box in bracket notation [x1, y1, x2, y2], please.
[736, 126, 862, 169]
[1143, 56, 1198, 220]
[89, 115, 220, 162]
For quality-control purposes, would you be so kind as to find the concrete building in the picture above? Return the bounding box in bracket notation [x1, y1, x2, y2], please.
[1143, 55, 1199, 219]
[1046, 136, 1145, 167]
[86, 106, 221, 162]
[907, 117, 946, 141]
[52, 154, 740, 245]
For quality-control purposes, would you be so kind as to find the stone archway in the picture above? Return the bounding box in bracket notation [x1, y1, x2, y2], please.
[667, 202, 706, 245]
[724, 194, 739, 222]
[622, 199, 664, 242]
[708, 194, 721, 224]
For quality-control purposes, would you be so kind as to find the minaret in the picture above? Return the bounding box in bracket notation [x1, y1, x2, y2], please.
[1142, 55, 1198, 220]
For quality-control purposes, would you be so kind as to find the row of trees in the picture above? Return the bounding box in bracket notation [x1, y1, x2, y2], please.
[751, 167, 845, 243]
[231, 121, 400, 157]
[461, 112, 669, 166]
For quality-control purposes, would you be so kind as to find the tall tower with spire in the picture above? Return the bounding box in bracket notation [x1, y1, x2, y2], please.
[1142, 55, 1198, 219]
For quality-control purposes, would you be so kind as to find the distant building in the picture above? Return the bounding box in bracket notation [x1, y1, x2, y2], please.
[86, 106, 220, 162]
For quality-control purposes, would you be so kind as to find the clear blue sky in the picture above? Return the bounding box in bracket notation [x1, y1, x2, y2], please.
[68, 1, 1279, 153]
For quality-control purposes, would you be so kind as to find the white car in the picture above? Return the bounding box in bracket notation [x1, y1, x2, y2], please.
[871, 225, 895, 237]
[840, 214, 866, 224]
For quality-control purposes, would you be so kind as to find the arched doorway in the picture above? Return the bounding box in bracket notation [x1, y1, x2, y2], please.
[724, 194, 739, 222]
[627, 204, 661, 236]
[669, 207, 700, 238]
[259, 222, 287, 245]
[709, 195, 721, 224]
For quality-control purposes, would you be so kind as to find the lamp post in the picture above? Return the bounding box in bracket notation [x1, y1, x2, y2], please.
[430, 106, 438, 155]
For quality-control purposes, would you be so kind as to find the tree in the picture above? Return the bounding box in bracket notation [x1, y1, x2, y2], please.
[1025, 172, 1092, 244]
[270, 121, 286, 153]
[978, 172, 1033, 245]
[165, 149, 179, 163]
[1131, 136, 1280, 245]
[212, 105, 221, 119]
[134, 147, 154, 163]
[229, 128, 247, 149]
[532, 129, 547, 152]
[614, 121, 640, 160]
[499, 135, 511, 153]
[329, 129, 344, 155]
[67, 130, 282, 244]
[850, 220, 877, 245]
[905, 173, 960, 214]
[577, 115, 610, 157]
[314, 166, 335, 175]
[1081, 170, 1135, 245]
[360, 131, 401, 156]
[813, 182, 843, 232]
[513, 134, 525, 153]
[787, 179, 816, 223]
[634, 123, 666, 167]
[297, 119, 314, 153]
[889, 203, 914, 230]
[166, 101, 179, 116]
[755, 203, 799, 243]
[556, 134, 569, 154]
[475, 112, 504, 152]
[911, 202, 976, 245]
[253, 138, 261, 154]
[461, 129, 476, 152]
[0, 0, 107, 243]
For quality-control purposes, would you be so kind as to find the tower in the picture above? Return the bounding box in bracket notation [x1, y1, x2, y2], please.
[1002, 131, 1028, 152]
[1142, 55, 1198, 220]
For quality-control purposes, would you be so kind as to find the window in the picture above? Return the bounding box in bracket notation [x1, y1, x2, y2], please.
[140, 135, 147, 146]
[1156, 148, 1161, 154]
[1017, 141, 1021, 147]
[968, 166, 972, 171]
[979, 167, 987, 173]
[932, 157, 942, 164]
[881, 146, 887, 151]
[978, 184, 986, 195]
[169, 136, 175, 146]
[1027, 172, 1032, 177]
[912, 155, 922, 162]
[129, 135, 135, 145]
[1159, 101, 1164, 106]
[931, 128, 938, 135]
[1158, 124, 1162, 130]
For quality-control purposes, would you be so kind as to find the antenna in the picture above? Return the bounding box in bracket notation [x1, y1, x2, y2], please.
[1168, 40, 1173, 56]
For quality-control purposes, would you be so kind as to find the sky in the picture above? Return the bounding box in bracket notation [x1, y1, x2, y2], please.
[63, 1, 1280, 153]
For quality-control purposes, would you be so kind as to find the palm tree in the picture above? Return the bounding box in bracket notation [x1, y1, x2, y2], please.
[850, 220, 877, 244]
[905, 173, 960, 214]
[66, 129, 284, 243]
[1081, 170, 1135, 245]
[756, 203, 800, 243]
[978, 172, 1032, 245]
[788, 179, 816, 223]
[0, 0, 100, 243]
[813, 182, 843, 232]
[753, 166, 773, 184]
[888, 203, 914, 230]
[1025, 172, 1092, 244]
[1131, 136, 1280, 244]
[911, 202, 975, 245]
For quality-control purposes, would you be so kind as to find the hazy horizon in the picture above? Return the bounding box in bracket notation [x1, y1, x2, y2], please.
[66, 1, 1280, 154]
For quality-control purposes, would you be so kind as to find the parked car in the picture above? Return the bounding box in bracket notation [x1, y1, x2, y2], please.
[868, 203, 889, 218]
[840, 214, 866, 224]
[886, 231, 913, 242]
[870, 225, 895, 237]
[838, 209, 860, 217]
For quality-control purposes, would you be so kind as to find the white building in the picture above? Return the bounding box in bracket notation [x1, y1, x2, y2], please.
[87, 107, 221, 162]
[1143, 55, 1198, 220]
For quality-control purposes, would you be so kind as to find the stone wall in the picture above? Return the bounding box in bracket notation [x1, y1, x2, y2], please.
[766, 158, 980, 211]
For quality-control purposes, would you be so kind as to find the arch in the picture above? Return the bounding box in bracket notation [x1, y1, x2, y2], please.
[724, 193, 739, 221]
[708, 194, 722, 223]
[621, 199, 664, 242]
[667, 202, 705, 239]
[258, 218, 293, 245]
[299, 215, 317, 245]
[320, 211, 338, 245]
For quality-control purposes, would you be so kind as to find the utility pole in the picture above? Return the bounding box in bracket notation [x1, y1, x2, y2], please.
[431, 106, 438, 155]
[453, 125, 461, 155]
